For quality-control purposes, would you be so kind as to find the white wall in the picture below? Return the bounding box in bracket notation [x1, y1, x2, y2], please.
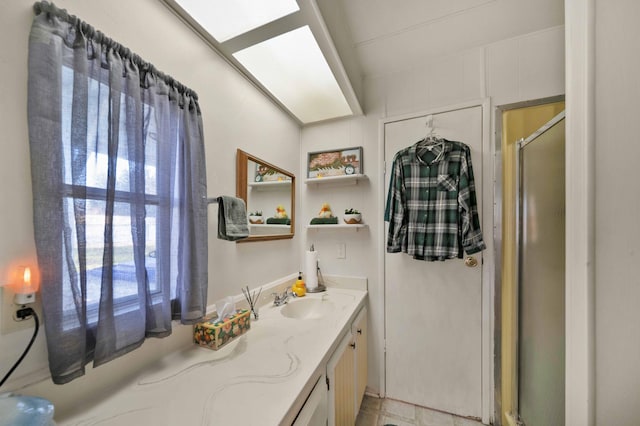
[594, 1, 640, 424]
[300, 26, 565, 395]
[0, 0, 300, 410]
[0, 0, 569, 417]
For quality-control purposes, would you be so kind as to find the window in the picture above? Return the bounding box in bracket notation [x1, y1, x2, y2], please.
[28, 1, 208, 384]
[59, 67, 166, 328]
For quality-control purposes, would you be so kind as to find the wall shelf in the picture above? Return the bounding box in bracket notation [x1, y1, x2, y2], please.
[304, 174, 367, 187]
[249, 224, 291, 229]
[248, 180, 292, 191]
[306, 224, 368, 231]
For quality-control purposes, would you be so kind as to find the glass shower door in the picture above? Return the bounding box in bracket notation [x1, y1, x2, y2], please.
[516, 112, 565, 425]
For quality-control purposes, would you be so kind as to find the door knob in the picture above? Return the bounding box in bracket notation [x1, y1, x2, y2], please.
[464, 256, 478, 267]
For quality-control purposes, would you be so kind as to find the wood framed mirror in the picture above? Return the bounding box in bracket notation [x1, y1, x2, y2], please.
[236, 149, 295, 242]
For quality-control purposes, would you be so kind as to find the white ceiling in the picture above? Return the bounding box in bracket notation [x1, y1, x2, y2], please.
[320, 0, 565, 78]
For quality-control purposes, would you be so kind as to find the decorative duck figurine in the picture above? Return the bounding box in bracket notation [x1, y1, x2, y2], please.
[317, 202, 334, 218]
[309, 202, 338, 225]
[275, 204, 288, 219]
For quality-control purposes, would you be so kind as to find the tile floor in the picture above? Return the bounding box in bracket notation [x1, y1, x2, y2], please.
[355, 395, 486, 426]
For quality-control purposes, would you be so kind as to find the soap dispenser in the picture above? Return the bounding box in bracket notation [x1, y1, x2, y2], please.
[292, 272, 306, 297]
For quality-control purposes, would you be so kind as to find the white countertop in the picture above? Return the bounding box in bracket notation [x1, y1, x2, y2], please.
[56, 287, 367, 426]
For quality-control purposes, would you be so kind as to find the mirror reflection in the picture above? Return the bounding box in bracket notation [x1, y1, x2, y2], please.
[236, 149, 295, 242]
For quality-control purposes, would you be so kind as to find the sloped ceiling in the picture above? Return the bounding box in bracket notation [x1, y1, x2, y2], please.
[320, 0, 565, 78]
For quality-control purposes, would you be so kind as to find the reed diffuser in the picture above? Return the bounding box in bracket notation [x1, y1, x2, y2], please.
[242, 286, 262, 320]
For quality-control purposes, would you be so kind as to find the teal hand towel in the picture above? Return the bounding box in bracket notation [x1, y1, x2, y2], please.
[216, 196, 249, 241]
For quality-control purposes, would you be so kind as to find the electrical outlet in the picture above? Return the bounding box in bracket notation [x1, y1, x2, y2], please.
[1, 287, 42, 335]
[337, 243, 346, 259]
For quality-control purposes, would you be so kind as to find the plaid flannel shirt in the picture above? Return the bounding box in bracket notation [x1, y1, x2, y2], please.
[384, 139, 486, 261]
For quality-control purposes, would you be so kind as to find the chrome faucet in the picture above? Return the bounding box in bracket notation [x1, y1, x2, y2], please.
[272, 289, 292, 306]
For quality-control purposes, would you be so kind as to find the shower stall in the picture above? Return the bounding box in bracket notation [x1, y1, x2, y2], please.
[514, 111, 566, 425]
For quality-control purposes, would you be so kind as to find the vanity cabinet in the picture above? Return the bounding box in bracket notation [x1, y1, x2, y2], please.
[51, 283, 367, 426]
[292, 374, 328, 426]
[353, 307, 368, 412]
[327, 307, 368, 426]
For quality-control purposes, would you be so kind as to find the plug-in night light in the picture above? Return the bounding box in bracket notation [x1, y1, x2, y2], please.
[12, 266, 39, 305]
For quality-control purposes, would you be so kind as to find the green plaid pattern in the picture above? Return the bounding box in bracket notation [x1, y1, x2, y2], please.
[385, 140, 486, 261]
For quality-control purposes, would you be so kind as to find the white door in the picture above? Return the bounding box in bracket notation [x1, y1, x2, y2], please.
[384, 105, 485, 418]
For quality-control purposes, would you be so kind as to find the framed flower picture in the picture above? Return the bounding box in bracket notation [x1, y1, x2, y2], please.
[254, 162, 291, 182]
[307, 146, 363, 179]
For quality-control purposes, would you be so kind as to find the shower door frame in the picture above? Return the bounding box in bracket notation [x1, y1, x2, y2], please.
[493, 95, 565, 425]
[514, 110, 566, 424]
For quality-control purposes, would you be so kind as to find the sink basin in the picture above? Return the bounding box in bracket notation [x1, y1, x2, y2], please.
[280, 297, 335, 320]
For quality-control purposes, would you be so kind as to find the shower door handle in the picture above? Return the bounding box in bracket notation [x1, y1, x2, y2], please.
[464, 256, 478, 267]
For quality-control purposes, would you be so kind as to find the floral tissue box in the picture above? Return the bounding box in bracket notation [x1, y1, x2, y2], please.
[193, 309, 251, 350]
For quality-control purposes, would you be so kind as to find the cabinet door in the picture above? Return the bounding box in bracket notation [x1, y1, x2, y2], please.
[353, 308, 368, 413]
[293, 374, 328, 426]
[327, 331, 356, 426]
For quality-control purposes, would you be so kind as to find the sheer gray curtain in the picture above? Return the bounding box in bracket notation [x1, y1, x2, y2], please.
[27, 1, 208, 384]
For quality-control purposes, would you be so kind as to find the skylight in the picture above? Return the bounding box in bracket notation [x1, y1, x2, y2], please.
[233, 26, 352, 124]
[165, 0, 362, 124]
[174, 0, 300, 42]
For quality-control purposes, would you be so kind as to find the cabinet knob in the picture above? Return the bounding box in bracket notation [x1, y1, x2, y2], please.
[350, 342, 356, 349]
[357, 328, 362, 334]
